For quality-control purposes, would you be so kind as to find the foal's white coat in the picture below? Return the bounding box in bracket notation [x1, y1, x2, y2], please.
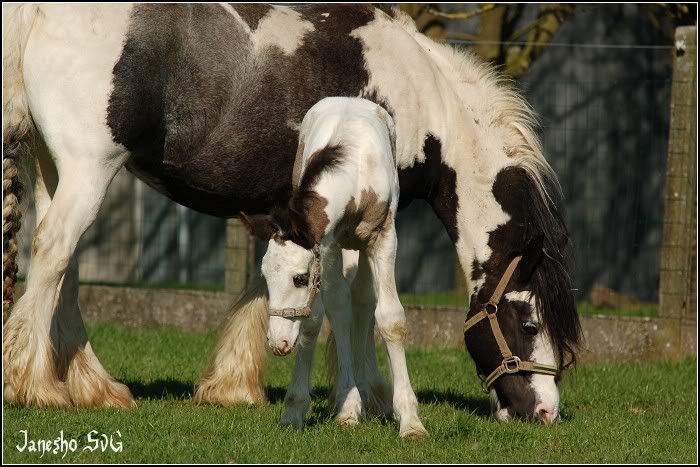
[261, 97, 426, 438]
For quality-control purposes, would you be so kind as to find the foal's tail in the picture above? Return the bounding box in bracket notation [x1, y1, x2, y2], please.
[2, 4, 40, 320]
[194, 276, 269, 405]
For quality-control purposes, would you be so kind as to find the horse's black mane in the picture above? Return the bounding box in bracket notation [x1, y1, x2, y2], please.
[493, 166, 583, 369]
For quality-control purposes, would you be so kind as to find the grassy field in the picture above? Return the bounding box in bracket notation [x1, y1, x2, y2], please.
[3, 322, 695, 464]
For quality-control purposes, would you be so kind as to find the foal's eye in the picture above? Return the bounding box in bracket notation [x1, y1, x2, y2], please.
[522, 321, 539, 335]
[293, 273, 309, 288]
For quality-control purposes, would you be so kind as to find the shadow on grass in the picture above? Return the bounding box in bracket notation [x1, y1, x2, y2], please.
[127, 379, 194, 400]
[123, 381, 513, 422]
[267, 385, 398, 429]
[416, 389, 492, 417]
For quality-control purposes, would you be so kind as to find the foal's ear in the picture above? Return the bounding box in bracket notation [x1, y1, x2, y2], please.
[519, 235, 545, 282]
[240, 212, 277, 241]
[285, 205, 316, 250]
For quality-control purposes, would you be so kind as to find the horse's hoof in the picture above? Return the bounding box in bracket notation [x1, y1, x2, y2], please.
[280, 411, 304, 431]
[400, 424, 429, 440]
[73, 379, 135, 409]
[4, 381, 72, 408]
[193, 379, 266, 406]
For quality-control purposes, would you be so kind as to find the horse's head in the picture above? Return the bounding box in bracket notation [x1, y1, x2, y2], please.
[241, 208, 321, 356]
[464, 166, 582, 424]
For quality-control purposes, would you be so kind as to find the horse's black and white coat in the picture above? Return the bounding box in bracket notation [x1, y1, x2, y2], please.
[2, 3, 581, 422]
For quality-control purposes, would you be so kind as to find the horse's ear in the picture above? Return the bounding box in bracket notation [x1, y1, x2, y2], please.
[519, 235, 545, 282]
[240, 212, 277, 241]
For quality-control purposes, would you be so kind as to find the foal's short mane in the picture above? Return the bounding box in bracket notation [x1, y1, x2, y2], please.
[295, 144, 346, 198]
[270, 145, 347, 249]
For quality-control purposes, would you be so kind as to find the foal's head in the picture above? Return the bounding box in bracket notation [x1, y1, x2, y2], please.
[241, 205, 321, 356]
[242, 144, 344, 355]
[464, 167, 582, 424]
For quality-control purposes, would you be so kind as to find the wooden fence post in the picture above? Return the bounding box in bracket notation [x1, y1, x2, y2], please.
[225, 219, 255, 298]
[659, 27, 697, 330]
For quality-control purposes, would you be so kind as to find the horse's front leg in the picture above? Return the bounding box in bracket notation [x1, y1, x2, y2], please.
[367, 220, 428, 439]
[279, 299, 324, 430]
[321, 244, 362, 425]
[4, 154, 130, 408]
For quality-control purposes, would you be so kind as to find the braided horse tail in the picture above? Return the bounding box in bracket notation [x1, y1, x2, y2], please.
[3, 138, 25, 321]
[2, 4, 40, 320]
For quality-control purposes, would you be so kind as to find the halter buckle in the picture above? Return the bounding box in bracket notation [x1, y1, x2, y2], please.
[502, 356, 521, 373]
[485, 301, 498, 314]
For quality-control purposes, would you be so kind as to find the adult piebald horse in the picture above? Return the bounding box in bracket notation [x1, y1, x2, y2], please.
[3, 3, 581, 422]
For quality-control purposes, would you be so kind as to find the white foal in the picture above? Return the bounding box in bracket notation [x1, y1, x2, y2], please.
[241, 97, 427, 439]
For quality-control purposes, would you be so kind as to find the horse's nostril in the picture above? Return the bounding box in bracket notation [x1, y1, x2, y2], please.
[281, 339, 289, 350]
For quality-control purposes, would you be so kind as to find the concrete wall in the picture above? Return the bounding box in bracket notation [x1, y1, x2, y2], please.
[73, 285, 696, 362]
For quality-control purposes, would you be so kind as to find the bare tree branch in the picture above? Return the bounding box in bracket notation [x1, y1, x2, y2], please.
[426, 4, 497, 21]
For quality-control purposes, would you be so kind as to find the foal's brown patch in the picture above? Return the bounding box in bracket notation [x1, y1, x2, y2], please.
[336, 190, 389, 250]
[299, 192, 330, 244]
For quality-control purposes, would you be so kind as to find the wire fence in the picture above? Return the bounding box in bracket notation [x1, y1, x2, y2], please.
[15, 36, 695, 321]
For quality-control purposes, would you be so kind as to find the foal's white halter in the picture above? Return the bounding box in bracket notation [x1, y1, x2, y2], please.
[267, 244, 321, 318]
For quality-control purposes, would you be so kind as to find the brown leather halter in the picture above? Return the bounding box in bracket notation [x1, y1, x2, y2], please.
[268, 244, 322, 318]
[464, 255, 558, 389]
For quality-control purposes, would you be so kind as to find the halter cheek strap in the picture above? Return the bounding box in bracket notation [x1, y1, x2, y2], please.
[464, 255, 558, 389]
[268, 244, 322, 319]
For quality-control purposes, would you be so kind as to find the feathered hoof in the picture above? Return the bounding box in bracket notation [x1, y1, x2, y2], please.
[70, 378, 135, 409]
[193, 377, 266, 406]
[4, 379, 72, 408]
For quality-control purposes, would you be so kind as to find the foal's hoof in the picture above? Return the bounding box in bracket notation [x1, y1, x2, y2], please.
[336, 414, 360, 427]
[399, 423, 429, 440]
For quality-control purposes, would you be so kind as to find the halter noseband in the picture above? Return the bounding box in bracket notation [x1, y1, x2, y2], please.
[268, 244, 322, 318]
[463, 255, 558, 389]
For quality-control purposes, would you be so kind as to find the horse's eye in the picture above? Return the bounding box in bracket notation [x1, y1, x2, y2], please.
[522, 321, 538, 335]
[293, 273, 309, 288]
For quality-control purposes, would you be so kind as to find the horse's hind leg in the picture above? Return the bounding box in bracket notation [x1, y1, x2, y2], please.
[3, 139, 130, 407]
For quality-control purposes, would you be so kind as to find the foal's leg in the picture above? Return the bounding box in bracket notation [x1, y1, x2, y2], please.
[367, 222, 427, 439]
[279, 299, 324, 430]
[3, 152, 128, 407]
[321, 245, 362, 425]
[350, 252, 395, 417]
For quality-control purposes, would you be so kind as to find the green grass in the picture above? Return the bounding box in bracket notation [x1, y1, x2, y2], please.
[4, 322, 694, 463]
[575, 301, 658, 318]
